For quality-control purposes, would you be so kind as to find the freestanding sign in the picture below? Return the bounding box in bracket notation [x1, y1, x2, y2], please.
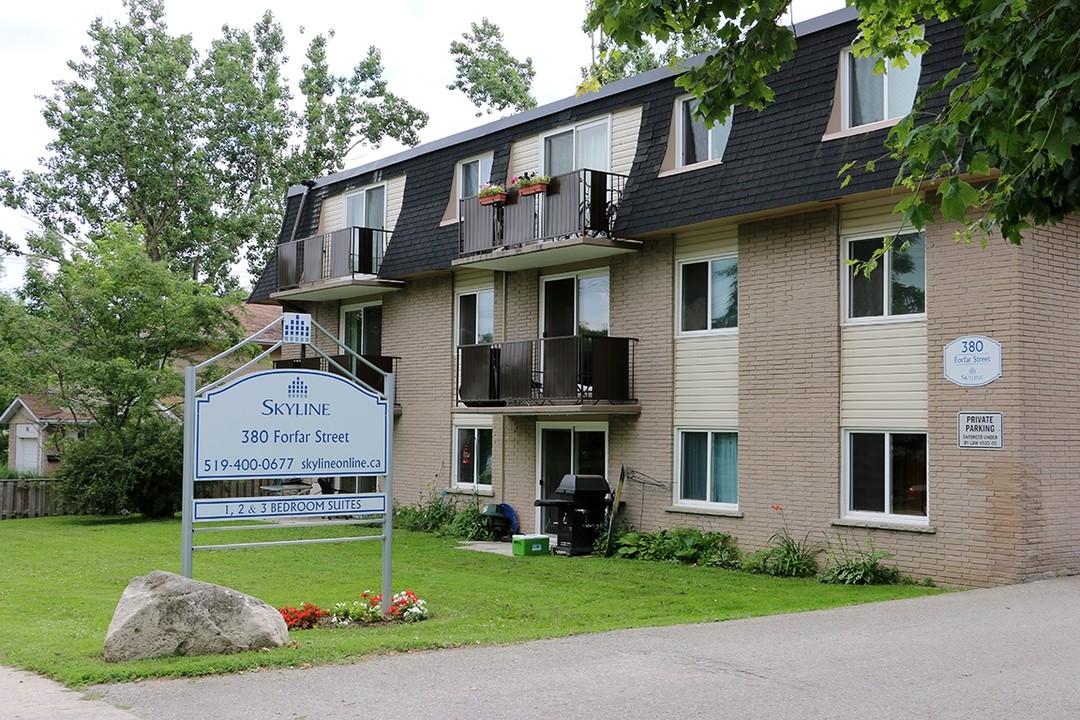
[944, 335, 1002, 387]
[194, 370, 388, 480]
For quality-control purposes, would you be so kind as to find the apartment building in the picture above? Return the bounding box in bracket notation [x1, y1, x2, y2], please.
[249, 8, 1080, 587]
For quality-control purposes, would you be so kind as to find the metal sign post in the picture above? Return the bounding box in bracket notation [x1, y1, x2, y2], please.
[181, 312, 396, 614]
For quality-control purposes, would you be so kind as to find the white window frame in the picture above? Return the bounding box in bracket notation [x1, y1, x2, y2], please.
[539, 116, 612, 176]
[675, 253, 738, 337]
[452, 422, 494, 492]
[673, 428, 739, 511]
[340, 300, 383, 356]
[675, 95, 733, 168]
[839, 43, 923, 131]
[344, 183, 387, 230]
[841, 231, 926, 325]
[456, 153, 494, 202]
[538, 268, 610, 338]
[841, 429, 929, 526]
[455, 288, 495, 347]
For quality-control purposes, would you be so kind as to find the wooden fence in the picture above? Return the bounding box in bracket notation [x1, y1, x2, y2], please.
[0, 478, 271, 520]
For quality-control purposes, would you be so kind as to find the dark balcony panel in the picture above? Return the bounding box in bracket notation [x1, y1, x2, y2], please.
[326, 353, 394, 396]
[302, 234, 323, 283]
[541, 336, 580, 400]
[277, 242, 301, 289]
[543, 174, 582, 239]
[499, 340, 534, 400]
[274, 358, 321, 370]
[587, 171, 611, 234]
[460, 197, 496, 255]
[459, 345, 500, 405]
[503, 192, 537, 243]
[589, 336, 631, 401]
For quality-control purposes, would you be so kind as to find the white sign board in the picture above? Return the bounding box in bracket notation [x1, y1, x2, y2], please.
[194, 369, 388, 479]
[194, 493, 386, 521]
[944, 336, 1002, 387]
[957, 412, 1003, 449]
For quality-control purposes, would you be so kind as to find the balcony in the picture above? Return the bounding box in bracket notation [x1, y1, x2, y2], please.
[271, 227, 402, 302]
[455, 169, 642, 272]
[274, 354, 401, 413]
[456, 335, 639, 415]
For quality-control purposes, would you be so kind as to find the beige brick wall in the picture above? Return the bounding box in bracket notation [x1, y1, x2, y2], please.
[383, 277, 456, 504]
[735, 209, 843, 553]
[609, 239, 676, 532]
[1014, 218, 1080, 580]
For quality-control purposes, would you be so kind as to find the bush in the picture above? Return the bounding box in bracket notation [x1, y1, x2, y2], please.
[57, 416, 182, 518]
[393, 489, 496, 541]
[613, 527, 741, 569]
[818, 534, 902, 585]
[743, 505, 822, 578]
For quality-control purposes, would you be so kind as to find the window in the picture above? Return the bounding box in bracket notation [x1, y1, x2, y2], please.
[455, 427, 493, 489]
[679, 256, 737, 332]
[846, 232, 925, 320]
[341, 302, 382, 357]
[677, 430, 738, 506]
[842, 48, 922, 129]
[542, 118, 610, 176]
[845, 431, 927, 520]
[345, 185, 386, 229]
[677, 97, 733, 167]
[542, 271, 609, 338]
[458, 155, 493, 200]
[457, 290, 494, 346]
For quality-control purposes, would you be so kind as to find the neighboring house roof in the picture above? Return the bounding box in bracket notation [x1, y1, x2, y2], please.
[233, 303, 282, 344]
[0, 395, 85, 426]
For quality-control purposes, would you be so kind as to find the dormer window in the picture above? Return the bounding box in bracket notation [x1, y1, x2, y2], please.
[841, 48, 922, 130]
[677, 96, 732, 167]
[542, 118, 610, 175]
[346, 184, 386, 229]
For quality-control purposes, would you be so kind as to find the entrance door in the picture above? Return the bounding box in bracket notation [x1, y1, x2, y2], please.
[537, 424, 607, 533]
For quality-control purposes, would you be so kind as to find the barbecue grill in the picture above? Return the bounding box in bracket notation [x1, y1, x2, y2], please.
[534, 474, 611, 556]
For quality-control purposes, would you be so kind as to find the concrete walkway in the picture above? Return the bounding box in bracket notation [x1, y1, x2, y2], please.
[4, 574, 1079, 719]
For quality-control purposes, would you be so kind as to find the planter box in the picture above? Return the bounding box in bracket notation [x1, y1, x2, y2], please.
[517, 183, 548, 197]
[478, 192, 507, 206]
[512, 534, 550, 556]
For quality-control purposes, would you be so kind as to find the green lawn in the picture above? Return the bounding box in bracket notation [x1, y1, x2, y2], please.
[0, 516, 942, 687]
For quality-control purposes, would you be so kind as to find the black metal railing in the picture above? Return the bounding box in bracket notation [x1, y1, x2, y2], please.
[273, 354, 398, 396]
[458, 169, 628, 258]
[276, 226, 389, 291]
[457, 335, 637, 406]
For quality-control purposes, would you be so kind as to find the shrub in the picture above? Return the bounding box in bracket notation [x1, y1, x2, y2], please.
[393, 489, 496, 541]
[818, 534, 902, 585]
[743, 505, 822, 578]
[613, 527, 741, 569]
[56, 416, 182, 518]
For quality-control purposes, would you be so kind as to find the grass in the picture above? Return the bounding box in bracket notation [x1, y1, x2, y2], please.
[0, 515, 943, 687]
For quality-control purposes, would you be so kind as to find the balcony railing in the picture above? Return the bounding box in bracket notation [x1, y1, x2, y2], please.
[276, 226, 388, 291]
[457, 335, 637, 407]
[274, 354, 398, 396]
[459, 169, 628, 258]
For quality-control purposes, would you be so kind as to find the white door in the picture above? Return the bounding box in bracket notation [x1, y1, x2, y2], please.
[16, 436, 39, 474]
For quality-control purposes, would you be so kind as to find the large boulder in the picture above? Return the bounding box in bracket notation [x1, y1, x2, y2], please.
[103, 570, 288, 662]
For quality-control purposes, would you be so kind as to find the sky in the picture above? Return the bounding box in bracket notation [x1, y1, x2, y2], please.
[0, 0, 844, 292]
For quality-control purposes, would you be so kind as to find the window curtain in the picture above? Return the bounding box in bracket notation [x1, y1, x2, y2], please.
[680, 432, 707, 501]
[711, 432, 738, 504]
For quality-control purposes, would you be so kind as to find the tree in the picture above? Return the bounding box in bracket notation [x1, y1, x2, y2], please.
[586, 0, 1080, 248]
[1, 0, 428, 291]
[23, 223, 242, 515]
[448, 18, 537, 116]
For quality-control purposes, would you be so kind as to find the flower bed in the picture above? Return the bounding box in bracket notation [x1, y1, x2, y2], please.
[278, 590, 429, 630]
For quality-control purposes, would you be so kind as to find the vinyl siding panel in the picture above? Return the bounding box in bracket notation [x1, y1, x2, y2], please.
[508, 135, 540, 179]
[318, 194, 344, 234]
[840, 195, 908, 237]
[674, 335, 739, 426]
[841, 321, 928, 427]
[611, 106, 643, 177]
[454, 269, 494, 295]
[675, 225, 738, 260]
[386, 176, 405, 233]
